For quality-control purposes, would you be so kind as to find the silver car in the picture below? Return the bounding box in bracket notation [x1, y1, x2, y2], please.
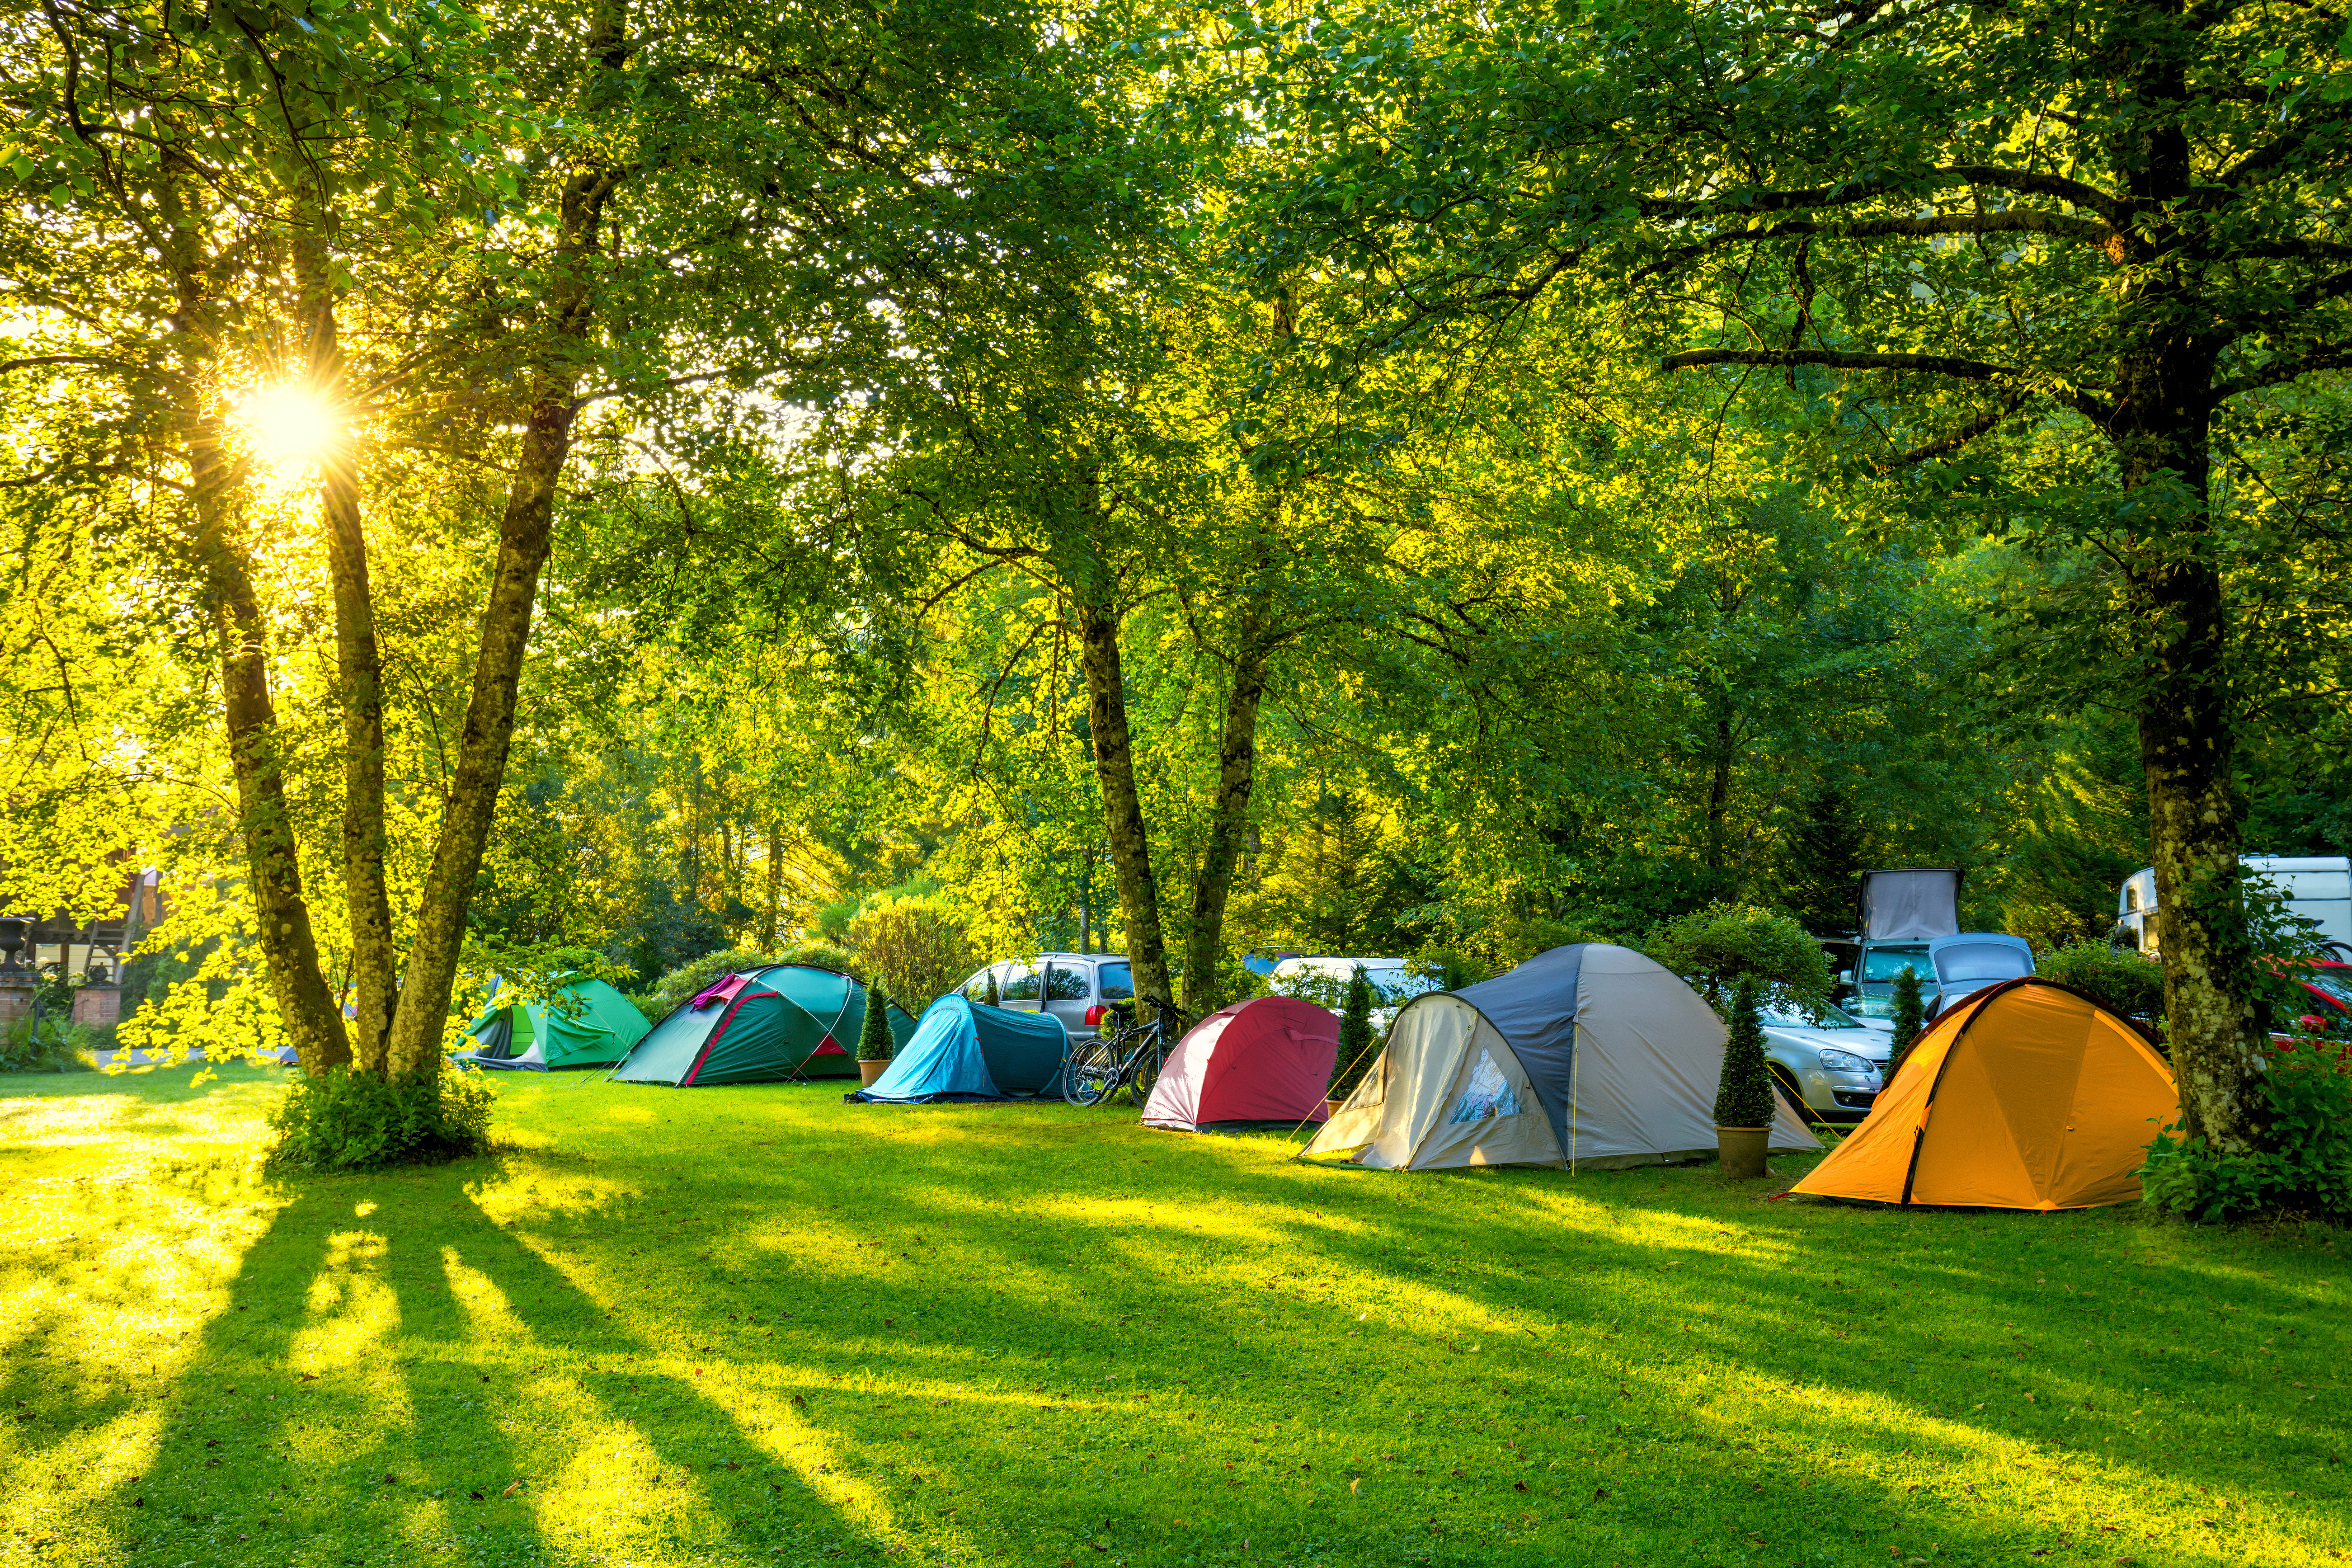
[1758, 997, 1889, 1123]
[956, 953, 1135, 1041]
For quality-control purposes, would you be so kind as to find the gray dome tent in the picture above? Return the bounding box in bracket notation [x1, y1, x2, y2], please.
[1299, 943, 1819, 1171]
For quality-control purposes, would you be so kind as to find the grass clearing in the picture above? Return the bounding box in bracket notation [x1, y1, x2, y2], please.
[1, 1065, 2346, 1568]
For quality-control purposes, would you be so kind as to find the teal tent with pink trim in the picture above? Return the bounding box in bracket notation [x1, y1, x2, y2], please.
[609, 965, 914, 1086]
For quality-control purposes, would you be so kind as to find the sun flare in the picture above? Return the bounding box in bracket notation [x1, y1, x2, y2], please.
[237, 384, 339, 473]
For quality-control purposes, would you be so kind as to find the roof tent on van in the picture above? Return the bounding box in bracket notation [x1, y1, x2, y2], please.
[1860, 868, 1963, 941]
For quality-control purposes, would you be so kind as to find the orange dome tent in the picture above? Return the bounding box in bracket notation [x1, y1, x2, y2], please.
[1790, 978, 2174, 1211]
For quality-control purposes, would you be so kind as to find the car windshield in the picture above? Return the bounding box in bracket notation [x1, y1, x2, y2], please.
[2301, 970, 2352, 1009]
[1758, 999, 1867, 1030]
[1364, 967, 1437, 1003]
[1860, 947, 1929, 983]
[1935, 942, 2032, 984]
[1097, 962, 1134, 1001]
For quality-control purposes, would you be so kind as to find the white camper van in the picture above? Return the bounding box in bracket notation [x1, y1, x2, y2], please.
[2118, 856, 2352, 955]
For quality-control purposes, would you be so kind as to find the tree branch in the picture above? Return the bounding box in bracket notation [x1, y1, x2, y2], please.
[2211, 347, 2352, 402]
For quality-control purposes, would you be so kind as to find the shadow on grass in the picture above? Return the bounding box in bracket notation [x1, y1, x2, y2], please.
[7, 1072, 2346, 1568]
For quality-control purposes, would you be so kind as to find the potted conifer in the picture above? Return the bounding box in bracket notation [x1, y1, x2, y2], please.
[856, 983, 895, 1088]
[1714, 974, 1774, 1179]
[1884, 965, 1926, 1084]
[1327, 966, 1376, 1119]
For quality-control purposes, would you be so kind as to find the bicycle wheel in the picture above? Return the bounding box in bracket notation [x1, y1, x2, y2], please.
[1126, 1038, 1163, 1105]
[1066, 1037, 1119, 1107]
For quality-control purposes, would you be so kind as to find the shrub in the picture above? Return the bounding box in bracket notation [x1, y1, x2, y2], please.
[1330, 966, 1378, 1099]
[2140, 1038, 2352, 1222]
[1714, 975, 1775, 1128]
[1639, 904, 1833, 1011]
[645, 946, 776, 1020]
[264, 1068, 496, 1173]
[0, 1015, 102, 1073]
[847, 895, 978, 1013]
[857, 983, 895, 1061]
[2038, 941, 2166, 1023]
[1887, 965, 1926, 1080]
[984, 969, 1002, 1007]
[778, 940, 859, 975]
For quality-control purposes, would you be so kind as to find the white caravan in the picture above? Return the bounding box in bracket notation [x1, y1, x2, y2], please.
[2118, 856, 2352, 954]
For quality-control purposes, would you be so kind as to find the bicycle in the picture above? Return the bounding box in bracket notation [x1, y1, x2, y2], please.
[1066, 999, 1186, 1108]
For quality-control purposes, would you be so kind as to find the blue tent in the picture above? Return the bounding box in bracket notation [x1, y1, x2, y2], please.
[847, 994, 1072, 1104]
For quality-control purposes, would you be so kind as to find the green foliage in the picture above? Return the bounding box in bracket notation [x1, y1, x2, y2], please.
[1714, 976, 1776, 1129]
[780, 941, 860, 975]
[0, 1016, 101, 1074]
[2140, 1042, 2352, 1223]
[847, 895, 977, 1013]
[646, 949, 777, 1022]
[984, 969, 1002, 1008]
[1640, 904, 1834, 1011]
[2038, 942, 2166, 1024]
[1887, 966, 1927, 1080]
[857, 983, 896, 1062]
[264, 1068, 496, 1174]
[1331, 966, 1378, 1098]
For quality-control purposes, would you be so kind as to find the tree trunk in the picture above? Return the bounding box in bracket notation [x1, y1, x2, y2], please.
[1702, 706, 1734, 873]
[188, 394, 350, 1072]
[162, 170, 347, 1073]
[378, 1, 627, 1078]
[380, 409, 574, 1077]
[764, 819, 782, 949]
[2119, 383, 2264, 1149]
[2105, 29, 2268, 1153]
[1182, 597, 1273, 1016]
[1075, 587, 1175, 1013]
[294, 219, 399, 1077]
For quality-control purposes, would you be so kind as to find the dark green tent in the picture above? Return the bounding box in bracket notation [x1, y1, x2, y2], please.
[609, 965, 915, 1086]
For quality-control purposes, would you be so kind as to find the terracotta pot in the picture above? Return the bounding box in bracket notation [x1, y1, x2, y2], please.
[858, 1058, 889, 1088]
[1716, 1124, 1769, 1180]
[1324, 1097, 1345, 1120]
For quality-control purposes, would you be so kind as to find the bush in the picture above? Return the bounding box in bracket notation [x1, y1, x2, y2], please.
[1714, 975, 1775, 1128]
[264, 1068, 496, 1173]
[1639, 904, 1834, 1012]
[847, 895, 977, 1012]
[1330, 966, 1378, 1099]
[645, 947, 777, 1020]
[778, 940, 859, 974]
[0, 1016, 102, 1073]
[2038, 941, 2166, 1023]
[2140, 1038, 2352, 1223]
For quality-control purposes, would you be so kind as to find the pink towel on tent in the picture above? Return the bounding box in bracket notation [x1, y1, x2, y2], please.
[689, 974, 753, 1011]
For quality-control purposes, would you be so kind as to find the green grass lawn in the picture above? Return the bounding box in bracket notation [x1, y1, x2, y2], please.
[1, 1066, 2345, 1568]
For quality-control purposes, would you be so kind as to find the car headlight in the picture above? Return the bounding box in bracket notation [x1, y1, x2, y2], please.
[1817, 1049, 1874, 1074]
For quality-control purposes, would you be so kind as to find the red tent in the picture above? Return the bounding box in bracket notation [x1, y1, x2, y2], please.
[1142, 996, 1340, 1132]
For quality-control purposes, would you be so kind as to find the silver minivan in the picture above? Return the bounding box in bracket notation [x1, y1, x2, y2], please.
[956, 952, 1135, 1041]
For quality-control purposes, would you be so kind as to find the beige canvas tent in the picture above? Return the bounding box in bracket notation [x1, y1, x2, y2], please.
[1300, 944, 1818, 1171]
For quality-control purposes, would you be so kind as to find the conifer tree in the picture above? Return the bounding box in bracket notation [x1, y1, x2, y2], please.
[1714, 975, 1774, 1129]
[857, 985, 894, 1062]
[984, 970, 1002, 1008]
[1331, 965, 1376, 1099]
[1887, 966, 1927, 1082]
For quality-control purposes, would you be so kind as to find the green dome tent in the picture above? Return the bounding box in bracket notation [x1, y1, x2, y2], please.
[452, 976, 651, 1072]
[610, 964, 916, 1086]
